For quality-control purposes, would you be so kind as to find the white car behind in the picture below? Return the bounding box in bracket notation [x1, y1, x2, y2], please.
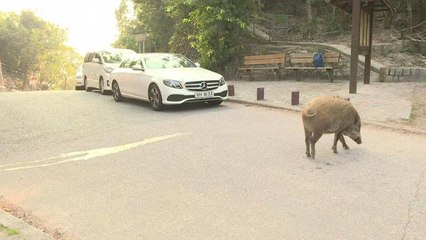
[110, 53, 228, 110]
[75, 65, 84, 90]
[82, 48, 136, 94]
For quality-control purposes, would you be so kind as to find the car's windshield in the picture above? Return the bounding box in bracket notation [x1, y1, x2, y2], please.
[143, 54, 196, 70]
[101, 51, 127, 64]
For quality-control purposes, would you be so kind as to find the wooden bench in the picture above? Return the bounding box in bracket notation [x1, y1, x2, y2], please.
[286, 52, 340, 82]
[238, 54, 286, 80]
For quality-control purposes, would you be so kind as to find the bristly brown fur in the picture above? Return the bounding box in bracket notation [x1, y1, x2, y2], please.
[302, 96, 362, 159]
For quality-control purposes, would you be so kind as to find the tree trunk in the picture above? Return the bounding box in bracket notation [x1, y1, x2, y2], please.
[0, 58, 4, 91]
[306, 0, 313, 39]
[407, 0, 413, 33]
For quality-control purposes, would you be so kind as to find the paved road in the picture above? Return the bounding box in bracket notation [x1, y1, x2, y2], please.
[0, 91, 425, 240]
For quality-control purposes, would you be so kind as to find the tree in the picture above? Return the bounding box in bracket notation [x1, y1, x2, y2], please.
[162, 0, 258, 72]
[113, 0, 142, 52]
[132, 0, 175, 52]
[0, 11, 81, 90]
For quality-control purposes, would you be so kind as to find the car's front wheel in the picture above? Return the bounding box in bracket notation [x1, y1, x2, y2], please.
[112, 81, 123, 102]
[99, 77, 107, 95]
[149, 84, 163, 111]
[84, 77, 92, 92]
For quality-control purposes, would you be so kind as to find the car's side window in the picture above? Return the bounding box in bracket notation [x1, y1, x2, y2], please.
[124, 59, 133, 69]
[129, 57, 144, 70]
[129, 59, 137, 68]
[84, 53, 94, 63]
[93, 53, 102, 63]
[136, 59, 144, 71]
[120, 59, 130, 68]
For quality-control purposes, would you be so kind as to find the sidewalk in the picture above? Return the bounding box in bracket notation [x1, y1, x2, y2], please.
[226, 79, 424, 133]
[0, 209, 53, 240]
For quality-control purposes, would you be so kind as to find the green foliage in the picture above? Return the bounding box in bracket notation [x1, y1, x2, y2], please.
[115, 0, 258, 73]
[118, 0, 425, 74]
[132, 0, 175, 52]
[0, 224, 20, 236]
[170, 0, 258, 72]
[275, 14, 289, 25]
[0, 11, 81, 90]
[113, 0, 142, 52]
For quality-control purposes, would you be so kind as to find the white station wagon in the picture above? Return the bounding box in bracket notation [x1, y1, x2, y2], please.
[82, 48, 136, 94]
[110, 53, 228, 110]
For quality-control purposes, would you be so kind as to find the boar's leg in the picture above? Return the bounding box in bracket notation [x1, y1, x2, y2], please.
[304, 128, 312, 157]
[339, 135, 350, 149]
[310, 131, 323, 159]
[332, 132, 344, 153]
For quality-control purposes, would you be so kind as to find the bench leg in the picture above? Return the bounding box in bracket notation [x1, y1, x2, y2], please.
[249, 70, 254, 81]
[295, 70, 301, 81]
[275, 69, 281, 80]
[326, 69, 334, 82]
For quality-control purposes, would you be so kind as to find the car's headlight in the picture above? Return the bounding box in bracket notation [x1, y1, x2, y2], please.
[105, 67, 114, 73]
[163, 80, 183, 89]
[219, 77, 226, 86]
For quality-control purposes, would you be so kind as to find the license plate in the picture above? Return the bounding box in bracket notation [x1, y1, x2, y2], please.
[194, 91, 214, 98]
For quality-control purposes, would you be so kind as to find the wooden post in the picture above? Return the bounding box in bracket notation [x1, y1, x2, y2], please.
[291, 91, 299, 105]
[350, 0, 361, 94]
[257, 88, 264, 100]
[364, 10, 374, 84]
[228, 85, 235, 96]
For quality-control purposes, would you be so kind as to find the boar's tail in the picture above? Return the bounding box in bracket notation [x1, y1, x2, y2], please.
[302, 109, 317, 118]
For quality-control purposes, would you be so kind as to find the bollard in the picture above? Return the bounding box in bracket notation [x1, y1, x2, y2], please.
[257, 87, 264, 101]
[291, 91, 299, 105]
[228, 85, 235, 96]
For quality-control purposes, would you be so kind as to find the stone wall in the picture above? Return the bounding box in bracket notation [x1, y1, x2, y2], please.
[379, 67, 426, 82]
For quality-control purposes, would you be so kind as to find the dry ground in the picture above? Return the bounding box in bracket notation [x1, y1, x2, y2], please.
[410, 84, 426, 131]
[0, 197, 74, 240]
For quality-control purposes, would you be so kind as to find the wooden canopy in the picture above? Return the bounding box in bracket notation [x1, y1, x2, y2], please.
[328, 0, 394, 13]
[327, 0, 394, 94]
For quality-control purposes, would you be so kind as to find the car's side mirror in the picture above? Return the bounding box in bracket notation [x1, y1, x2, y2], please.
[132, 64, 144, 71]
[194, 63, 201, 68]
[92, 58, 100, 64]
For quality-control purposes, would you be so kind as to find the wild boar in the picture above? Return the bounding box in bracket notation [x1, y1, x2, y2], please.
[302, 96, 362, 159]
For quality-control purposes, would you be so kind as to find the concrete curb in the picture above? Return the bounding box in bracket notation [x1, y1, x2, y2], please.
[0, 210, 53, 240]
[226, 98, 426, 136]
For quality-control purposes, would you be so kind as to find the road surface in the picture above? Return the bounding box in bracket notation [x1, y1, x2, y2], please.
[0, 91, 425, 239]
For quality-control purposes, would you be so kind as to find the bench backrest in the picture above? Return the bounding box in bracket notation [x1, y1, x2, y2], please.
[290, 52, 340, 65]
[243, 54, 286, 66]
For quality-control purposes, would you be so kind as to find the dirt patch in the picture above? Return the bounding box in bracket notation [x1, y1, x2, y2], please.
[409, 84, 426, 131]
[0, 197, 75, 240]
[0, 229, 9, 238]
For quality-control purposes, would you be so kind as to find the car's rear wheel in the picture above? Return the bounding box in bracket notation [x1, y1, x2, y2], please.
[112, 81, 123, 102]
[99, 77, 107, 95]
[149, 84, 163, 111]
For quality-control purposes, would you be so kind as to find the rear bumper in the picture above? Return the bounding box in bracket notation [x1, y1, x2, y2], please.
[76, 77, 84, 87]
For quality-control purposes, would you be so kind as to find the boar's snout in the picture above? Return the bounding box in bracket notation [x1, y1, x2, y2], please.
[354, 137, 362, 144]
